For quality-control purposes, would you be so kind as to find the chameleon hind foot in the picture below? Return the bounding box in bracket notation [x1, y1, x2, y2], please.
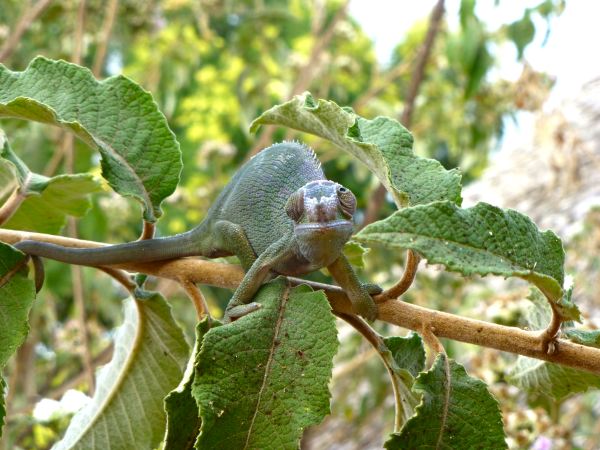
[223, 302, 262, 323]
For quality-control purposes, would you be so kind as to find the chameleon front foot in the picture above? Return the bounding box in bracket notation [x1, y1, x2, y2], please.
[362, 283, 383, 296]
[223, 302, 262, 323]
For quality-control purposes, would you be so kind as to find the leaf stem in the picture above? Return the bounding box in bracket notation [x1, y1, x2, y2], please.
[139, 221, 156, 240]
[0, 186, 27, 226]
[376, 250, 421, 301]
[334, 312, 409, 431]
[180, 278, 210, 320]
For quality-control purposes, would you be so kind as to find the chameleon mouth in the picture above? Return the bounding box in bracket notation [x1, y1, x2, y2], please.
[294, 220, 353, 233]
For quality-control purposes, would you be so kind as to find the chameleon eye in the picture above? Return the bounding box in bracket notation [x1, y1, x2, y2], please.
[285, 190, 304, 222]
[337, 187, 356, 218]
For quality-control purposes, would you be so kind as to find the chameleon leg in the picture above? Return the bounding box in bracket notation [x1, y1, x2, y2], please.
[224, 235, 294, 322]
[327, 255, 378, 321]
[212, 220, 257, 271]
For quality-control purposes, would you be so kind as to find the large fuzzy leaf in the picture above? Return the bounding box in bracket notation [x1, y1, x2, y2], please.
[357, 201, 565, 303]
[53, 292, 189, 450]
[0, 57, 182, 222]
[251, 92, 462, 207]
[0, 243, 36, 437]
[386, 354, 506, 449]
[192, 279, 338, 449]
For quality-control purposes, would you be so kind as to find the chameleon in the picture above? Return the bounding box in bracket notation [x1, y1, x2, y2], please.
[15, 141, 378, 321]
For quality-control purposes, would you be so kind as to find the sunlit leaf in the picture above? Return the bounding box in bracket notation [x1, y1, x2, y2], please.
[3, 174, 102, 234]
[251, 92, 462, 208]
[192, 279, 338, 449]
[54, 292, 189, 449]
[0, 131, 102, 233]
[0, 57, 182, 222]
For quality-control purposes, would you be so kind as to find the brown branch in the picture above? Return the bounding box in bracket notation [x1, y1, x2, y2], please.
[363, 0, 446, 227]
[3, 228, 600, 375]
[92, 0, 119, 77]
[0, 0, 54, 62]
[248, 1, 349, 157]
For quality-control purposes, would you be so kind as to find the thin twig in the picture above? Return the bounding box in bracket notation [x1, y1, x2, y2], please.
[539, 302, 562, 354]
[375, 250, 421, 301]
[363, 0, 446, 227]
[0, 0, 54, 61]
[64, 0, 94, 394]
[3, 228, 600, 375]
[92, 0, 119, 77]
[334, 311, 412, 430]
[98, 266, 136, 291]
[353, 58, 413, 111]
[420, 323, 445, 355]
[0, 187, 27, 226]
[180, 278, 210, 320]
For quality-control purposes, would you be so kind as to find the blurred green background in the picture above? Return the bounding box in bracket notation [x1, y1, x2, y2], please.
[3, 1, 599, 449]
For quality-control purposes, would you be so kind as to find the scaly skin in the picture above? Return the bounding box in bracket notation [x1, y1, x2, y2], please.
[15, 142, 378, 321]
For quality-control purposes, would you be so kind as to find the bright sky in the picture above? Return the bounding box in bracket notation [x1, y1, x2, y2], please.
[350, 0, 600, 150]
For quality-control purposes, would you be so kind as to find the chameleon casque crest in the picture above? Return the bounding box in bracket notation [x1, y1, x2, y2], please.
[16, 142, 378, 321]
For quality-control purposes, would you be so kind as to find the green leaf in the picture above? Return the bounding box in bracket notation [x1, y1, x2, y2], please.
[163, 319, 213, 450]
[0, 57, 182, 222]
[0, 243, 36, 438]
[250, 92, 462, 207]
[0, 130, 102, 233]
[3, 174, 102, 234]
[54, 292, 189, 450]
[380, 335, 422, 426]
[507, 12, 535, 59]
[356, 201, 565, 303]
[564, 329, 600, 348]
[386, 354, 506, 449]
[343, 241, 369, 268]
[508, 290, 600, 400]
[383, 333, 426, 378]
[192, 279, 338, 449]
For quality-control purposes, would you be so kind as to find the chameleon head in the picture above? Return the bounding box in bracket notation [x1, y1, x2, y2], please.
[286, 180, 356, 267]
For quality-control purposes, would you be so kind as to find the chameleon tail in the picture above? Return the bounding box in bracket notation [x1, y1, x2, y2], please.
[14, 224, 209, 267]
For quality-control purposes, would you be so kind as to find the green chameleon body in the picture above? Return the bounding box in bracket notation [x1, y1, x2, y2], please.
[16, 142, 378, 321]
